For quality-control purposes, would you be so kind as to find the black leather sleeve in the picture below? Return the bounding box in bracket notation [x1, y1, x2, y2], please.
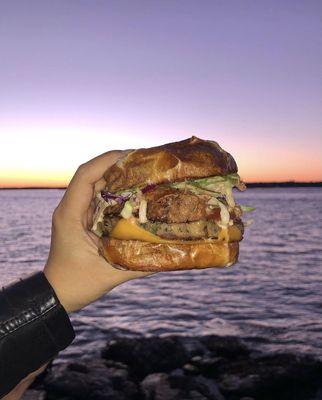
[0, 272, 75, 398]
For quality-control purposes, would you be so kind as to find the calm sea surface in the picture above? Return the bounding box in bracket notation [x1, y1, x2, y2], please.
[1, 188, 322, 363]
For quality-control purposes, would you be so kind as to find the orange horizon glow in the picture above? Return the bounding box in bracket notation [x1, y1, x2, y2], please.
[1, 125, 321, 188]
[0, 170, 71, 188]
[1, 166, 321, 189]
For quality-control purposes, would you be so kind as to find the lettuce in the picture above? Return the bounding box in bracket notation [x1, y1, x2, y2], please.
[193, 174, 239, 207]
[240, 205, 256, 212]
[170, 181, 221, 197]
[191, 173, 240, 187]
[120, 201, 133, 219]
[170, 173, 240, 207]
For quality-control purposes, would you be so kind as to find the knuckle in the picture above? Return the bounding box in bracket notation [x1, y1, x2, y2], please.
[75, 163, 88, 176]
[52, 206, 63, 227]
[109, 150, 122, 156]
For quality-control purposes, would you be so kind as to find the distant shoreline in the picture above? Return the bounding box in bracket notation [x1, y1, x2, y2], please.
[246, 181, 322, 188]
[0, 182, 321, 189]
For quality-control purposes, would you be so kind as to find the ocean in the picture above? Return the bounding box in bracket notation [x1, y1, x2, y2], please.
[1, 188, 321, 364]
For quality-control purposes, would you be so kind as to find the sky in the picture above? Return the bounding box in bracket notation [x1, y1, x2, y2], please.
[0, 0, 321, 187]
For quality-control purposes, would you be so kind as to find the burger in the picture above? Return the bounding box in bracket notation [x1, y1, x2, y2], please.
[92, 136, 249, 272]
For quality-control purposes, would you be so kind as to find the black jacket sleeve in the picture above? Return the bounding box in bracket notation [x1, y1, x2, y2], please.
[0, 272, 75, 398]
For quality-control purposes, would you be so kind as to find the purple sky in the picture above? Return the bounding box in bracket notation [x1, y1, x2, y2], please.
[1, 0, 321, 185]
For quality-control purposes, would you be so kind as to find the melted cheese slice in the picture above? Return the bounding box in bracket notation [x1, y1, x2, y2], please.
[218, 227, 229, 242]
[111, 218, 171, 244]
[110, 218, 241, 243]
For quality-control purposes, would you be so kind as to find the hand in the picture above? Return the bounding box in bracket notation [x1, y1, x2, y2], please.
[2, 365, 47, 400]
[44, 150, 150, 313]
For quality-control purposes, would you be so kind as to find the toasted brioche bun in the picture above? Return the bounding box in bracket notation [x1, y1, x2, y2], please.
[104, 136, 237, 192]
[100, 237, 239, 272]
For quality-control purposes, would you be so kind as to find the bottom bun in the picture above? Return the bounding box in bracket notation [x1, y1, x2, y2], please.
[99, 238, 239, 272]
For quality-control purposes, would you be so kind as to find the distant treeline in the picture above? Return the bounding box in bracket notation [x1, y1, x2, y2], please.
[246, 182, 322, 188]
[1, 182, 322, 189]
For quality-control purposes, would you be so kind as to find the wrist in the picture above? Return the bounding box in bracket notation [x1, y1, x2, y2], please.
[43, 266, 75, 313]
[43, 260, 117, 313]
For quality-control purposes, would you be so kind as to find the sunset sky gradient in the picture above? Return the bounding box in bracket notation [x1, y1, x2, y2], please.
[1, 0, 321, 187]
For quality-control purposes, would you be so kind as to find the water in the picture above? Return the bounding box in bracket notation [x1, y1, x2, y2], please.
[1, 188, 322, 363]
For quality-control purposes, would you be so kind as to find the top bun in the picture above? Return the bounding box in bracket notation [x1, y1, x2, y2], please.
[104, 136, 238, 192]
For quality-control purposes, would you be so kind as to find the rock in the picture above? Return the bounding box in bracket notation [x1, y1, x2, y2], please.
[104, 360, 128, 370]
[105, 367, 129, 387]
[191, 356, 202, 363]
[216, 352, 322, 399]
[43, 362, 93, 398]
[43, 361, 139, 400]
[186, 390, 208, 400]
[141, 372, 206, 400]
[190, 356, 224, 376]
[21, 390, 46, 400]
[200, 336, 249, 359]
[39, 334, 322, 400]
[168, 368, 187, 386]
[219, 373, 260, 393]
[102, 337, 189, 379]
[183, 363, 200, 375]
[239, 397, 256, 400]
[141, 370, 225, 400]
[141, 373, 180, 400]
[312, 387, 322, 400]
[182, 337, 208, 358]
[88, 387, 115, 400]
[117, 380, 139, 399]
[189, 376, 225, 400]
[44, 369, 91, 398]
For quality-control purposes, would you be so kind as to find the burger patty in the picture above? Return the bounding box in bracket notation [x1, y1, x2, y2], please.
[101, 186, 240, 226]
[145, 186, 209, 223]
[103, 202, 124, 216]
[142, 219, 244, 240]
[142, 220, 220, 240]
[103, 216, 120, 235]
[103, 215, 244, 240]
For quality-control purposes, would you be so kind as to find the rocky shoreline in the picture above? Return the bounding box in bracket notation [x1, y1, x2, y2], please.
[28, 335, 322, 400]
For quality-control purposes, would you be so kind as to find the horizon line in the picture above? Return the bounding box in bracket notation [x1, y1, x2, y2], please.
[1, 181, 322, 190]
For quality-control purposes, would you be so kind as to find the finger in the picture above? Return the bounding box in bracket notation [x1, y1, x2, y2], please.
[94, 177, 108, 193]
[87, 230, 101, 247]
[59, 150, 126, 220]
[87, 198, 98, 230]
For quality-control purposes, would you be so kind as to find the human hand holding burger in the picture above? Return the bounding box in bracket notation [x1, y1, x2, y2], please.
[45, 136, 248, 312]
[44, 149, 151, 314]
